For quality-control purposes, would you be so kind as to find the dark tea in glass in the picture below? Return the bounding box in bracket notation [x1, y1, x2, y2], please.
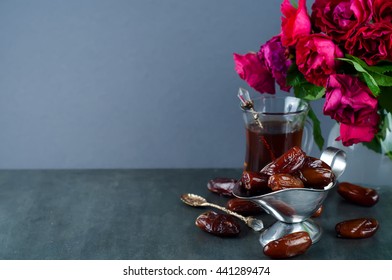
[242, 96, 312, 172]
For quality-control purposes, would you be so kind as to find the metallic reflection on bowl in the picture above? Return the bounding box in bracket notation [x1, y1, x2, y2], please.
[233, 147, 346, 244]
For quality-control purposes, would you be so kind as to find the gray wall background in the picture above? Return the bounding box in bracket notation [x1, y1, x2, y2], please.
[0, 0, 334, 169]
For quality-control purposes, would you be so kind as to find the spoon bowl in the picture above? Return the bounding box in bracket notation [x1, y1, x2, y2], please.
[181, 193, 207, 207]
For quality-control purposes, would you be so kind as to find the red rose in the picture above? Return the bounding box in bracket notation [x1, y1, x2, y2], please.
[311, 0, 373, 43]
[345, 22, 392, 65]
[281, 0, 311, 47]
[296, 34, 343, 87]
[258, 35, 292, 92]
[338, 123, 379, 146]
[323, 74, 379, 146]
[373, 0, 392, 22]
[233, 53, 275, 94]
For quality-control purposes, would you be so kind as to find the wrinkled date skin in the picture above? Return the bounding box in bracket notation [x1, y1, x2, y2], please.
[268, 173, 304, 191]
[263, 231, 312, 259]
[207, 178, 238, 197]
[302, 156, 330, 169]
[226, 198, 263, 216]
[337, 182, 379, 207]
[335, 218, 379, 239]
[195, 211, 241, 237]
[261, 146, 306, 175]
[298, 167, 335, 189]
[241, 171, 271, 195]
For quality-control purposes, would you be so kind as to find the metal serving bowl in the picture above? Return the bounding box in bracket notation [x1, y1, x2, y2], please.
[233, 147, 347, 245]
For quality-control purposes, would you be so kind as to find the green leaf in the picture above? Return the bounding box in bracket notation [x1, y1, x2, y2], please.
[286, 63, 305, 87]
[343, 54, 392, 86]
[288, 64, 325, 101]
[380, 112, 390, 139]
[290, 0, 298, 9]
[294, 84, 325, 101]
[366, 62, 392, 74]
[338, 57, 380, 96]
[379, 87, 392, 114]
[363, 138, 382, 154]
[368, 65, 392, 74]
[345, 54, 368, 68]
[345, 55, 392, 74]
[307, 107, 324, 151]
[368, 72, 392, 87]
[361, 74, 381, 96]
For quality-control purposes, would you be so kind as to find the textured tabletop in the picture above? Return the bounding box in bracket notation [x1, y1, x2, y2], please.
[0, 169, 390, 260]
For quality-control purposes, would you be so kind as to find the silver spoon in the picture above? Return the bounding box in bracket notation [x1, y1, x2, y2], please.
[181, 193, 264, 231]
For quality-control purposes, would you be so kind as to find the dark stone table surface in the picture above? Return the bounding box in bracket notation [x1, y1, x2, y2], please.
[0, 169, 390, 260]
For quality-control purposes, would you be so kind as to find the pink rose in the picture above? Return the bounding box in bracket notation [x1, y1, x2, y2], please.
[296, 34, 343, 87]
[323, 74, 379, 146]
[311, 0, 373, 43]
[345, 22, 392, 65]
[258, 35, 292, 92]
[233, 52, 275, 94]
[338, 122, 379, 146]
[373, 0, 392, 22]
[281, 0, 311, 47]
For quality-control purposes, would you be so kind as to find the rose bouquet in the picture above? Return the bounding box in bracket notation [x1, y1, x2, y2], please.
[233, 0, 392, 159]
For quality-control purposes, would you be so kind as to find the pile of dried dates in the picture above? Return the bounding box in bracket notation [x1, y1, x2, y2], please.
[194, 146, 380, 259]
[209, 146, 335, 198]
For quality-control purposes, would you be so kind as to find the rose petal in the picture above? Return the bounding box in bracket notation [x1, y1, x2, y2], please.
[233, 53, 276, 94]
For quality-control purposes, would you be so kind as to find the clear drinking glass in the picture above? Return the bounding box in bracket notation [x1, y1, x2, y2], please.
[242, 96, 313, 172]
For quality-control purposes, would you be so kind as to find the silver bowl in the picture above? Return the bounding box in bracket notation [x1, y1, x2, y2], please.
[233, 147, 347, 245]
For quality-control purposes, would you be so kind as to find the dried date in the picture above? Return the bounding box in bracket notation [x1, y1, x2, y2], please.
[302, 156, 331, 169]
[263, 231, 312, 259]
[268, 173, 304, 191]
[195, 211, 240, 237]
[261, 146, 306, 175]
[337, 182, 379, 207]
[207, 178, 238, 197]
[335, 218, 379, 239]
[241, 171, 271, 195]
[226, 198, 263, 216]
[298, 167, 335, 189]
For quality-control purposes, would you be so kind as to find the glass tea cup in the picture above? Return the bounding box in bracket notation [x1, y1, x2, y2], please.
[241, 95, 313, 172]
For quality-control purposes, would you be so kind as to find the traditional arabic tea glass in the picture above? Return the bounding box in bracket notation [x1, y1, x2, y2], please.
[240, 91, 313, 172]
